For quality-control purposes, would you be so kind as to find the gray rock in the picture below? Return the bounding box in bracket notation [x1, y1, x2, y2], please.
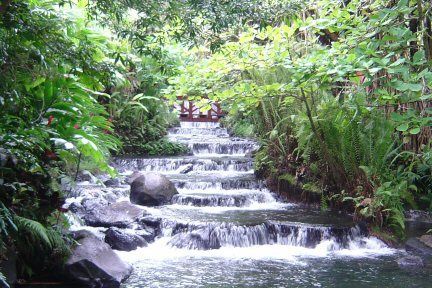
[77, 170, 97, 183]
[178, 164, 193, 174]
[404, 210, 432, 223]
[397, 255, 424, 269]
[126, 171, 143, 185]
[104, 178, 122, 187]
[104, 192, 118, 203]
[168, 227, 221, 250]
[83, 201, 144, 228]
[419, 234, 432, 248]
[65, 230, 132, 287]
[135, 228, 157, 243]
[139, 216, 162, 229]
[105, 228, 147, 251]
[69, 197, 109, 219]
[138, 216, 162, 241]
[406, 237, 432, 257]
[130, 173, 178, 206]
[68, 201, 84, 214]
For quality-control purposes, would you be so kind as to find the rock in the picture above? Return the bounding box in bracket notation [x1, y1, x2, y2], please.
[177, 164, 193, 174]
[104, 192, 119, 203]
[105, 228, 147, 251]
[405, 210, 432, 223]
[104, 178, 122, 187]
[406, 237, 432, 257]
[138, 216, 162, 241]
[397, 255, 424, 269]
[83, 201, 144, 228]
[65, 230, 132, 287]
[139, 216, 161, 229]
[126, 171, 143, 185]
[77, 170, 97, 183]
[136, 228, 157, 243]
[68, 201, 84, 214]
[69, 197, 109, 219]
[419, 235, 432, 248]
[130, 173, 178, 206]
[168, 227, 221, 250]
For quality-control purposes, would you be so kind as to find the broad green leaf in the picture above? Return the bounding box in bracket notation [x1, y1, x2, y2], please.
[409, 127, 420, 135]
[396, 123, 409, 132]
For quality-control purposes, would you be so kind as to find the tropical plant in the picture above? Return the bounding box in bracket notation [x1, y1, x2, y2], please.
[166, 0, 432, 237]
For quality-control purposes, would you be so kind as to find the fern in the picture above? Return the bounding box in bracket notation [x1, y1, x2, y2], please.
[14, 216, 52, 249]
[0, 271, 10, 288]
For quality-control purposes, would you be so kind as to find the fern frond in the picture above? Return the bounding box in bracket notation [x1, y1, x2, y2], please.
[0, 271, 10, 288]
[46, 228, 70, 254]
[14, 216, 51, 249]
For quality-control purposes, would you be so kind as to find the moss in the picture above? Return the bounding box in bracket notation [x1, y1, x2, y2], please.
[278, 173, 297, 185]
[302, 182, 321, 193]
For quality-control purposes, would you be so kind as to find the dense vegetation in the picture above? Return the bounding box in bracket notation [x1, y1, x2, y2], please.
[0, 0, 185, 280]
[0, 0, 431, 283]
[167, 0, 432, 239]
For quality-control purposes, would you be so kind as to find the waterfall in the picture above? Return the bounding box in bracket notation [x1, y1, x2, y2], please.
[68, 121, 402, 288]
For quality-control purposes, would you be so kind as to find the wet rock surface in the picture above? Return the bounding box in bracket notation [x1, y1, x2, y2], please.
[397, 255, 424, 269]
[404, 210, 432, 223]
[83, 201, 144, 228]
[105, 228, 147, 251]
[130, 173, 178, 206]
[65, 230, 132, 287]
[419, 234, 432, 248]
[405, 237, 432, 258]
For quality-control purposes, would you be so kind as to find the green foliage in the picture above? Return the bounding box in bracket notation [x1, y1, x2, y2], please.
[221, 113, 256, 138]
[0, 0, 118, 277]
[168, 0, 432, 237]
[107, 47, 189, 156]
[87, 0, 304, 51]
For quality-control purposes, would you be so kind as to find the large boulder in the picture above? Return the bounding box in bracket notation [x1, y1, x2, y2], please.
[130, 173, 178, 206]
[83, 201, 144, 228]
[65, 230, 132, 288]
[105, 228, 147, 251]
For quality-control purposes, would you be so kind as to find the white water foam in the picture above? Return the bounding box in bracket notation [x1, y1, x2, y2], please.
[117, 236, 395, 265]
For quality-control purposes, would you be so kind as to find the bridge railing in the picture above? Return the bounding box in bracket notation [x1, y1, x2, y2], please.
[174, 96, 224, 122]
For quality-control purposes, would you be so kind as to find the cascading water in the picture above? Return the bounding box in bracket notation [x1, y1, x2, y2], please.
[70, 121, 431, 287]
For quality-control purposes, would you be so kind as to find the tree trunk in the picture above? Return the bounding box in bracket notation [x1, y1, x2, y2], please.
[409, 18, 419, 61]
[425, 16, 432, 61]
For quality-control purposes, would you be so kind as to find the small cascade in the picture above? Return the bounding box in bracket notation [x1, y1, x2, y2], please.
[187, 142, 258, 156]
[113, 157, 253, 173]
[173, 179, 265, 190]
[168, 127, 229, 137]
[171, 192, 275, 207]
[166, 221, 368, 250]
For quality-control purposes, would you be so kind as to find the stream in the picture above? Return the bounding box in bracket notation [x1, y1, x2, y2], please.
[71, 122, 431, 287]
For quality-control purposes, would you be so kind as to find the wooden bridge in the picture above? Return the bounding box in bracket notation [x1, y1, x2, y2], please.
[174, 96, 224, 122]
